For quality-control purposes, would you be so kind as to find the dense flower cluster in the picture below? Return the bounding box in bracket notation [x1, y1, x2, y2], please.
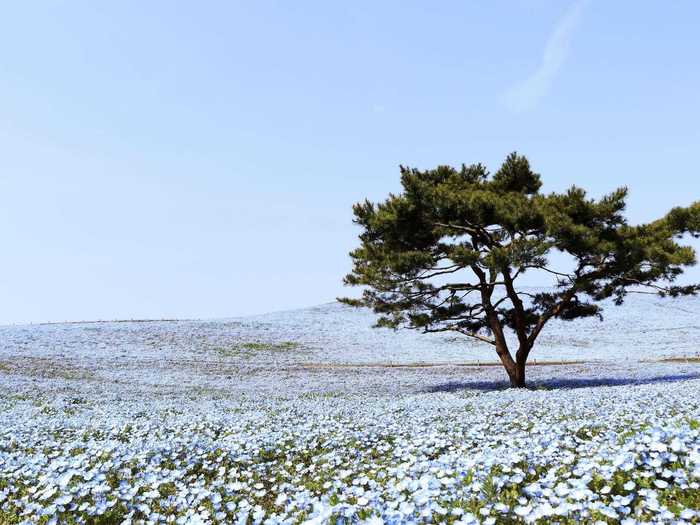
[1, 293, 698, 366]
[1, 376, 699, 524]
[1, 297, 699, 523]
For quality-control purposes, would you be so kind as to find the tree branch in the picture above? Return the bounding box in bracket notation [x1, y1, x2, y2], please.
[526, 288, 577, 347]
[528, 265, 575, 281]
[501, 267, 529, 354]
[423, 325, 496, 346]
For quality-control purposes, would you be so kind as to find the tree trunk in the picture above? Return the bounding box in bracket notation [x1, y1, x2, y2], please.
[508, 347, 529, 388]
[493, 341, 519, 386]
[511, 359, 526, 388]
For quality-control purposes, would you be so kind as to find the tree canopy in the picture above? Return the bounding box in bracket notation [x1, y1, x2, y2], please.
[341, 153, 700, 387]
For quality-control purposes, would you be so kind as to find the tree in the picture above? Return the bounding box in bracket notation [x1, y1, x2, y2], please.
[340, 153, 700, 387]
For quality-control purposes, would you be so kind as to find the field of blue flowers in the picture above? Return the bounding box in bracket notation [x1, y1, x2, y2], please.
[1, 295, 699, 524]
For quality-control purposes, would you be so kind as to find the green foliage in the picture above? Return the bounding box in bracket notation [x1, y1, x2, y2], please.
[239, 341, 299, 352]
[215, 341, 301, 358]
[341, 152, 700, 385]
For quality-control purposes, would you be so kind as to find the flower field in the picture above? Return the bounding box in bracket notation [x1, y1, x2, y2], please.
[1, 296, 699, 524]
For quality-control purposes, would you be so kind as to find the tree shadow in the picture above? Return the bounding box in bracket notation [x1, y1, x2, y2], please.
[423, 372, 700, 393]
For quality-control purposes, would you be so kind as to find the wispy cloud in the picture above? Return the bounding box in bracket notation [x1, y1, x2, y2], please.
[503, 0, 588, 112]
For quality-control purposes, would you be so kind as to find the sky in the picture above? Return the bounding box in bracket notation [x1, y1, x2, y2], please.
[1, 1, 699, 324]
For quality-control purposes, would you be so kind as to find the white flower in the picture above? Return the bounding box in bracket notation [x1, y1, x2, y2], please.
[554, 483, 569, 497]
[39, 487, 57, 501]
[650, 442, 667, 453]
[514, 505, 531, 517]
[57, 472, 75, 488]
[398, 501, 415, 515]
[653, 479, 669, 489]
[54, 494, 72, 505]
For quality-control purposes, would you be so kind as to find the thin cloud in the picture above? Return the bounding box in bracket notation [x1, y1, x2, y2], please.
[504, 0, 587, 112]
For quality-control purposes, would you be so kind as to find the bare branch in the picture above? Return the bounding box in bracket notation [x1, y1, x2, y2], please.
[516, 291, 538, 299]
[455, 328, 497, 346]
[527, 265, 575, 281]
[526, 288, 577, 347]
[424, 326, 496, 346]
[620, 278, 675, 293]
[433, 222, 480, 235]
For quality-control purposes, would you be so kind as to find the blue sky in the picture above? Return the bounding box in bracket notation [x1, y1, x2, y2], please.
[1, 1, 699, 324]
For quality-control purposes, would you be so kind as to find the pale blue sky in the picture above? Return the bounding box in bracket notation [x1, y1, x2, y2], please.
[1, 1, 698, 324]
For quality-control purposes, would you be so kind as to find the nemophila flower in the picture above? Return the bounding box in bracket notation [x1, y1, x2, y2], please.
[54, 494, 72, 506]
[2, 341, 700, 523]
[653, 479, 669, 489]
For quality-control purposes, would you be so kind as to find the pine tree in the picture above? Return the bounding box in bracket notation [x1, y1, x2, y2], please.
[340, 153, 700, 387]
